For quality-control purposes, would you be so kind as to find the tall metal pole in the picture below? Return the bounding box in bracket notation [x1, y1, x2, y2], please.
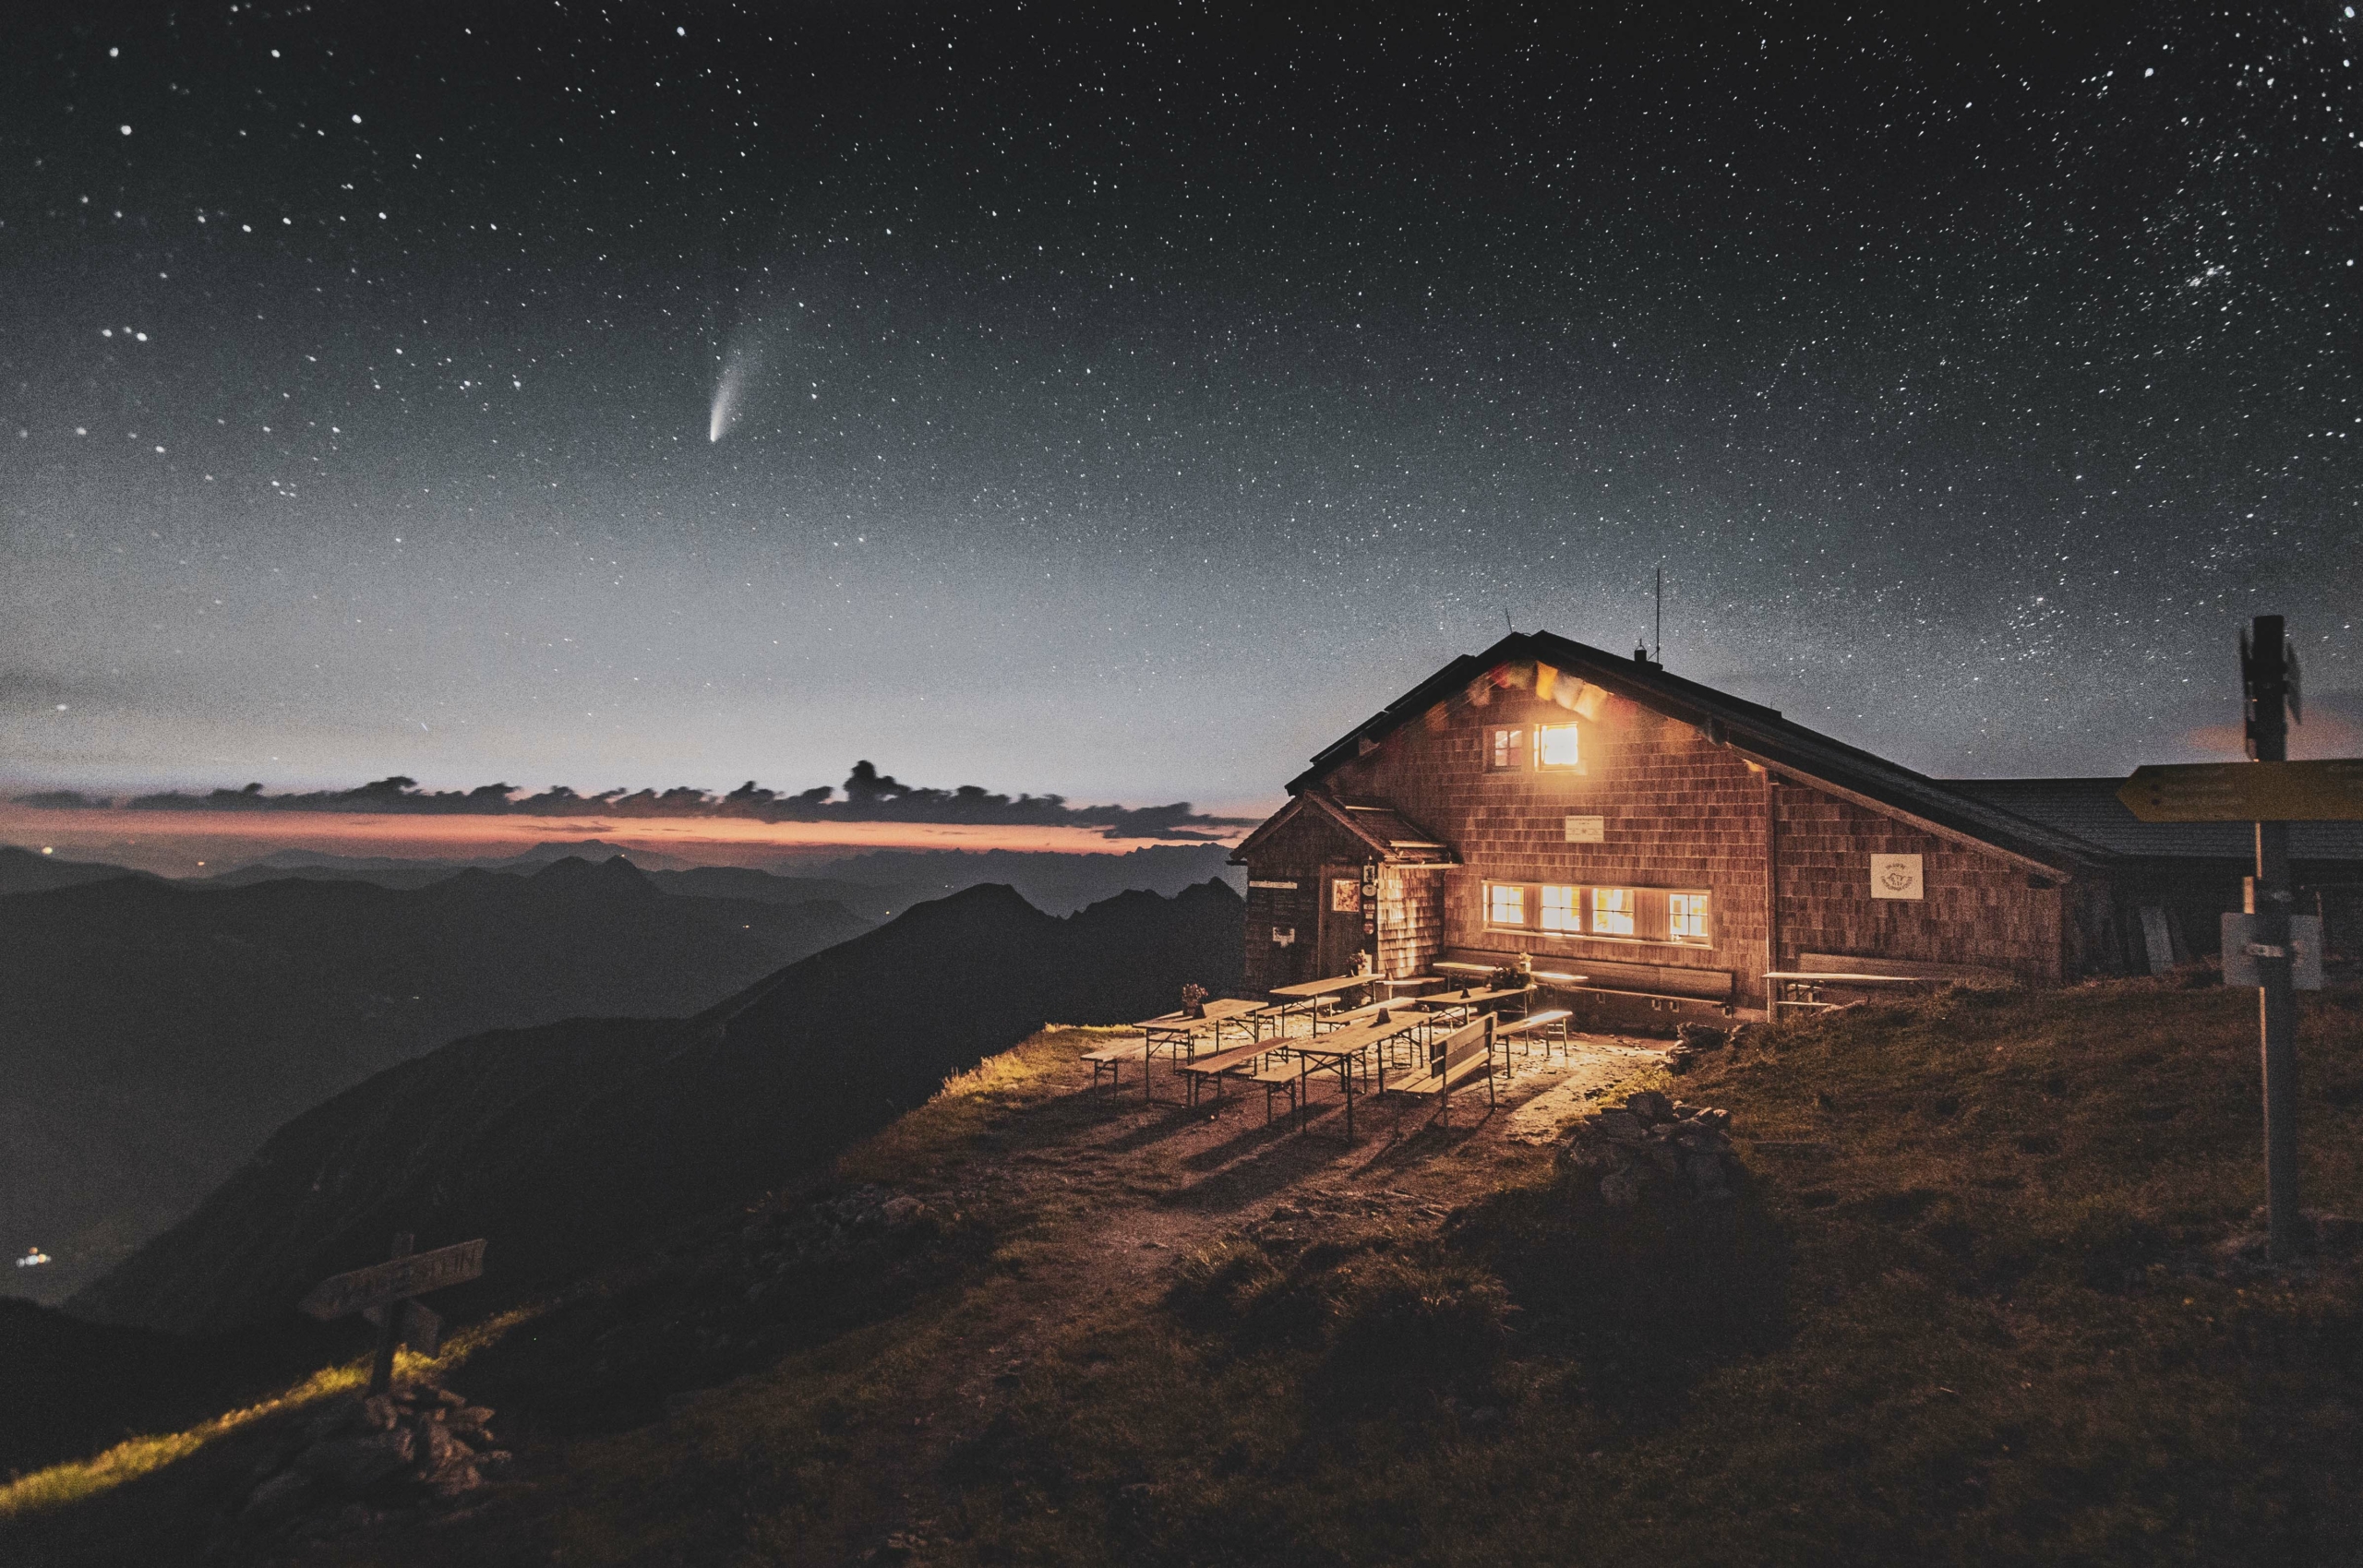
[2244, 616, 2300, 1260]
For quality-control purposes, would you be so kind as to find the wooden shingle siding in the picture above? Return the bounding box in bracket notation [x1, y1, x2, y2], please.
[1771, 788, 2063, 983]
[1323, 689, 1777, 1003]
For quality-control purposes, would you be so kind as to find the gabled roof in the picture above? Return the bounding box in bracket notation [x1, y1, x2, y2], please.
[1229, 790, 1456, 867]
[1946, 777, 2363, 866]
[1286, 629, 2109, 877]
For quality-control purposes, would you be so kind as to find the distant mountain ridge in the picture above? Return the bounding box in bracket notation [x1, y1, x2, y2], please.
[72, 880, 1246, 1335]
[1, 857, 871, 1305]
[0, 843, 153, 896]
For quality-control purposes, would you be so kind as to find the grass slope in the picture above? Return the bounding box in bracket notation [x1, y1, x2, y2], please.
[11, 977, 2361, 1566]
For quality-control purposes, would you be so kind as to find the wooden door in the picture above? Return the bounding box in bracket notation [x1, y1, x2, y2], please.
[1263, 880, 1316, 988]
[1317, 862, 1367, 979]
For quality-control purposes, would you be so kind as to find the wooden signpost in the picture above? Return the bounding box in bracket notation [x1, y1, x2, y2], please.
[299, 1233, 486, 1394]
[2117, 760, 2363, 823]
[2118, 616, 2350, 1263]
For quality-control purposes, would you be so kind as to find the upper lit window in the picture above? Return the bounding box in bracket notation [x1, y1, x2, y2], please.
[1669, 892, 1709, 942]
[1591, 887, 1635, 936]
[1489, 727, 1525, 772]
[1487, 883, 1526, 927]
[1539, 884, 1580, 932]
[1535, 723, 1580, 770]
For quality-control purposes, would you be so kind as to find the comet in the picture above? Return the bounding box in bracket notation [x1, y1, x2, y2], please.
[708, 337, 762, 443]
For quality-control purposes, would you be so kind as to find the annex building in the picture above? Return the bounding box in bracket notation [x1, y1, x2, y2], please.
[1231, 630, 2362, 1023]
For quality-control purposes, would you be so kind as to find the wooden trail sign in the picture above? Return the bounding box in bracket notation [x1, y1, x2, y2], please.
[300, 1234, 486, 1393]
[2117, 760, 2363, 823]
[299, 1237, 486, 1320]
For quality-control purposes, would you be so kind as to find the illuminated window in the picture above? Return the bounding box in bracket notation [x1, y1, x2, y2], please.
[1539, 884, 1580, 932]
[1590, 886, 1635, 937]
[1489, 727, 1525, 772]
[1487, 883, 1526, 927]
[1535, 723, 1580, 770]
[1669, 892, 1709, 942]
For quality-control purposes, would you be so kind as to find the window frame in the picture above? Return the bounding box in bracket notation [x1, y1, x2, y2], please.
[1479, 881, 1714, 946]
[1668, 891, 1710, 944]
[1533, 722, 1581, 771]
[1487, 726, 1526, 772]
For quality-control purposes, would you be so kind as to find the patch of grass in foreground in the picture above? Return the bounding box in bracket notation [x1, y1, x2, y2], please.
[849, 983, 2363, 1565]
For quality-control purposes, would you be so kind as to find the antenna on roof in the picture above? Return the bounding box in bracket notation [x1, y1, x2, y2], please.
[1505, 608, 1515, 634]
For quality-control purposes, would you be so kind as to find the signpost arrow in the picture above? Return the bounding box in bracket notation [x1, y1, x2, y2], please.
[299, 1234, 486, 1393]
[2117, 760, 2363, 823]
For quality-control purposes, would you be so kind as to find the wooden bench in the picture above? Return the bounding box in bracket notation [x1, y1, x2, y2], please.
[1176, 1039, 1280, 1107]
[1242, 1057, 1301, 1124]
[1083, 1038, 1147, 1094]
[1381, 1015, 1497, 1128]
[1436, 949, 1734, 1017]
[1494, 1009, 1571, 1057]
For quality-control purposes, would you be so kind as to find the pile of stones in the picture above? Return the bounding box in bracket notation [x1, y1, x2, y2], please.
[1662, 1021, 1731, 1074]
[1559, 1088, 1741, 1205]
[239, 1379, 507, 1533]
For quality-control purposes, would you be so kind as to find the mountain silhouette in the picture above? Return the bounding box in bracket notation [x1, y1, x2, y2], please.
[71, 880, 1245, 1335]
[1, 858, 870, 1305]
[202, 845, 915, 921]
[0, 843, 152, 896]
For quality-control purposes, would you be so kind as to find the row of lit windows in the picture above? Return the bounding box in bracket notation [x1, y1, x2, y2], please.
[1484, 882, 1711, 946]
[1489, 724, 1580, 772]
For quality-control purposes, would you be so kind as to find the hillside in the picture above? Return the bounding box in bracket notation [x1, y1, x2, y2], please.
[67, 879, 1246, 1337]
[802, 843, 1244, 916]
[0, 844, 150, 896]
[9, 974, 2360, 1566]
[0, 858, 870, 1305]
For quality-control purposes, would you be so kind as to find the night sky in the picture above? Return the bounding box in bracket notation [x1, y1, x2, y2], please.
[6, 1, 2360, 812]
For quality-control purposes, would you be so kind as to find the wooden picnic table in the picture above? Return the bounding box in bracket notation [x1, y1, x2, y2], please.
[1414, 984, 1535, 1029]
[1313, 999, 1431, 1035]
[1262, 973, 1377, 1032]
[1286, 1012, 1425, 1140]
[1136, 998, 1265, 1102]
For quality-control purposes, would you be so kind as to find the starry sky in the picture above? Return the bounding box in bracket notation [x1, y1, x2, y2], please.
[5, 0, 2360, 814]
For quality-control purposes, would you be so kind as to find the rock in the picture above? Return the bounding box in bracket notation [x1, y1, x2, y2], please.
[881, 1194, 927, 1227]
[1600, 1167, 1646, 1207]
[418, 1421, 475, 1472]
[296, 1428, 416, 1493]
[1625, 1089, 1673, 1123]
[1594, 1109, 1646, 1142]
[1676, 1023, 1729, 1052]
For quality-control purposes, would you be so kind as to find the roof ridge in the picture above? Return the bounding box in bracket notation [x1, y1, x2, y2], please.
[1286, 629, 2107, 872]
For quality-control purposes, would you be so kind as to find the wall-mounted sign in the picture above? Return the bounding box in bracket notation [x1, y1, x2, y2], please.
[1247, 880, 1299, 891]
[2222, 914, 2324, 989]
[1564, 815, 1605, 844]
[1870, 854, 1924, 901]
[1331, 878, 1362, 914]
[1272, 926, 1297, 947]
